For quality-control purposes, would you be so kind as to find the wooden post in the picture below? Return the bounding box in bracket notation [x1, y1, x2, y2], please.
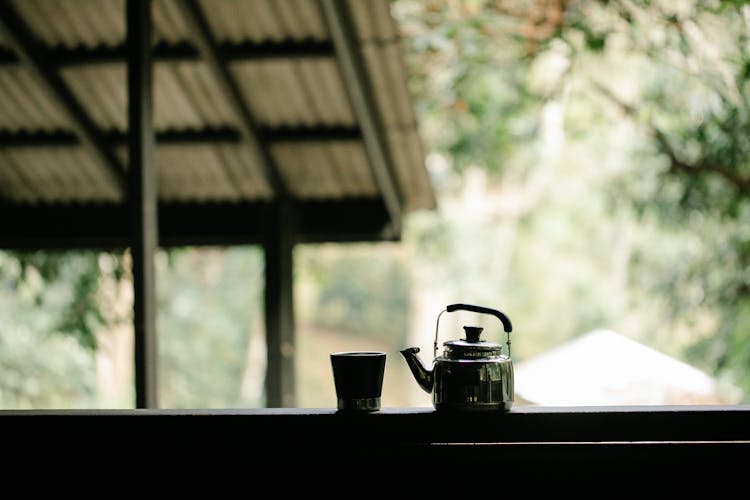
[264, 200, 297, 407]
[127, 0, 158, 409]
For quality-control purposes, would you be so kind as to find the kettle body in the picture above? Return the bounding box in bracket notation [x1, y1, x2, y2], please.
[432, 354, 514, 411]
[400, 303, 514, 412]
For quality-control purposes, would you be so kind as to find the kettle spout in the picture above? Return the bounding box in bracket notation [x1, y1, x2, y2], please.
[400, 347, 434, 394]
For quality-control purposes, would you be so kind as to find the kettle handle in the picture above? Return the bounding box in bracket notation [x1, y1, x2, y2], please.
[446, 303, 513, 332]
[435, 303, 514, 358]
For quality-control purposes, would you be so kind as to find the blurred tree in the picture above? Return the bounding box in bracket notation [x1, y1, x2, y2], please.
[156, 246, 265, 408]
[0, 246, 266, 408]
[297, 244, 410, 346]
[577, 0, 750, 392]
[393, 0, 750, 399]
[0, 250, 125, 407]
[3, 0, 750, 407]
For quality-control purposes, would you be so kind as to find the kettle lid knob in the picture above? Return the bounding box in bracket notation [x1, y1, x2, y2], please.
[463, 326, 483, 343]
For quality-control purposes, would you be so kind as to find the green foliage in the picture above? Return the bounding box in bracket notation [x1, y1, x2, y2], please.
[688, 296, 750, 400]
[0, 251, 110, 407]
[13, 252, 94, 349]
[8, 251, 128, 351]
[156, 246, 264, 408]
[397, 1, 546, 179]
[297, 244, 410, 346]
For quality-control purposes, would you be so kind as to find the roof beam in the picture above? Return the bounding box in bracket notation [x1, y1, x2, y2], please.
[0, 126, 361, 147]
[321, 0, 403, 238]
[177, 0, 287, 197]
[0, 1, 126, 195]
[0, 40, 334, 67]
[0, 199, 394, 249]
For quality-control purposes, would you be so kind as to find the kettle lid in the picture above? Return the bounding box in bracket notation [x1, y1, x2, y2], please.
[443, 326, 503, 358]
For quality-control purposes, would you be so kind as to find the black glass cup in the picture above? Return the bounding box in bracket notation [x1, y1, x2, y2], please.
[330, 351, 386, 412]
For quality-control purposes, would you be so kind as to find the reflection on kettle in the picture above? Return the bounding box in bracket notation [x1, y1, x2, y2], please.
[400, 303, 514, 412]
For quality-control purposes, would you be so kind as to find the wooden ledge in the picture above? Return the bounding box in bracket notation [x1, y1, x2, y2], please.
[2, 406, 748, 489]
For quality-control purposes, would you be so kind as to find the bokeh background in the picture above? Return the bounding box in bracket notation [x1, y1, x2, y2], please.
[2, 0, 749, 409]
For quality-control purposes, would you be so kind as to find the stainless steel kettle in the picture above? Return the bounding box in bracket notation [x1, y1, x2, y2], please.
[400, 303, 514, 412]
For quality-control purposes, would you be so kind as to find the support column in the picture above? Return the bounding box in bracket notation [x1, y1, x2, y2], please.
[127, 0, 158, 408]
[264, 200, 296, 407]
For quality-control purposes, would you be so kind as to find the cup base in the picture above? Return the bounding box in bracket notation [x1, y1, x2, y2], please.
[337, 397, 381, 412]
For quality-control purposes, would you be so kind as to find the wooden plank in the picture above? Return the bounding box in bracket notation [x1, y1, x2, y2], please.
[127, 0, 158, 409]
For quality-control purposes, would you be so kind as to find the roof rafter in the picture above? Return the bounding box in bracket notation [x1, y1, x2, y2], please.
[0, 126, 361, 147]
[0, 0, 127, 196]
[0, 40, 334, 67]
[177, 0, 287, 198]
[321, 0, 403, 238]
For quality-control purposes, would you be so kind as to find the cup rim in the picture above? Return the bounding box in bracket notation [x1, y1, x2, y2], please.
[330, 351, 386, 357]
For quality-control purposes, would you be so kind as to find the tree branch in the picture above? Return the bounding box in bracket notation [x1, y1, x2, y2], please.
[592, 80, 750, 194]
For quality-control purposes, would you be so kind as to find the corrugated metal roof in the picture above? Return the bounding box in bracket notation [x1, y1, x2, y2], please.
[232, 58, 356, 127]
[0, 0, 435, 244]
[0, 67, 70, 130]
[0, 146, 120, 203]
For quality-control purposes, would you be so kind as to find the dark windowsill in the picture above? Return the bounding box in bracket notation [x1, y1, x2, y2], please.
[4, 404, 749, 441]
[4, 405, 749, 481]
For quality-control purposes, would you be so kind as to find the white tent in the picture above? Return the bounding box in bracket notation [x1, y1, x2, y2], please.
[514, 329, 737, 406]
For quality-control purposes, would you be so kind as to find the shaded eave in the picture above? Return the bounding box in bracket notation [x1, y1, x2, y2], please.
[0, 0, 436, 248]
[0, 198, 394, 250]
